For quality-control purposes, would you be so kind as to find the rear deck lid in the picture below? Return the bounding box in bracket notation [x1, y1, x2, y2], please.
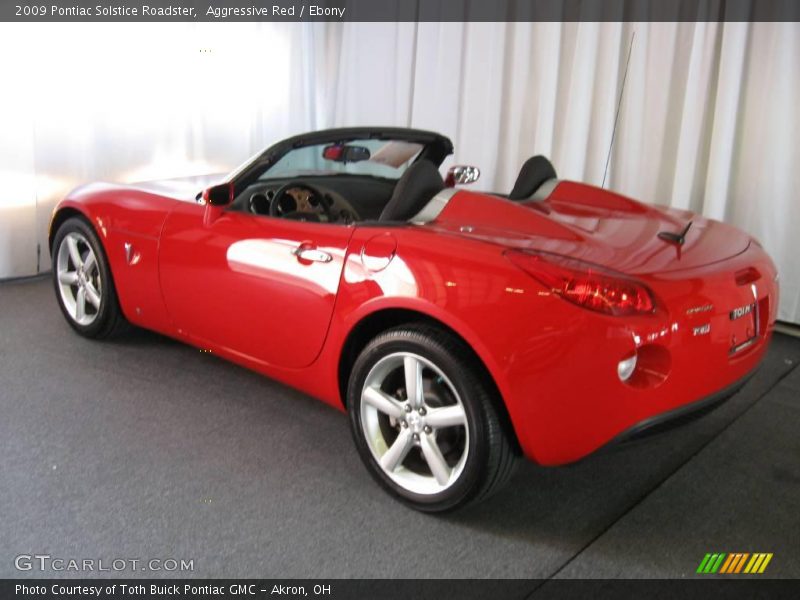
[433, 181, 751, 276]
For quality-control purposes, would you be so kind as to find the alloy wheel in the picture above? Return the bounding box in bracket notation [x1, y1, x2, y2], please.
[359, 352, 469, 495]
[56, 232, 103, 326]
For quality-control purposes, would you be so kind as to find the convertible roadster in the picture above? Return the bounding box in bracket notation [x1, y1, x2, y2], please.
[50, 127, 778, 511]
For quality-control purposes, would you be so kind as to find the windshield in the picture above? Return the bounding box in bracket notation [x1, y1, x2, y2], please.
[260, 139, 423, 181]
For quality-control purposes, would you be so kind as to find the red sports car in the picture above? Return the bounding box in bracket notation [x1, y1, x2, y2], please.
[50, 127, 778, 511]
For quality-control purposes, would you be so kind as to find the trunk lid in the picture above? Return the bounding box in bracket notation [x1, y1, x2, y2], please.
[433, 181, 751, 275]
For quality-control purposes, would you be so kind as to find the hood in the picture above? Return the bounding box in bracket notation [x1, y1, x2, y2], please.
[432, 181, 751, 276]
[129, 173, 227, 202]
[66, 173, 226, 205]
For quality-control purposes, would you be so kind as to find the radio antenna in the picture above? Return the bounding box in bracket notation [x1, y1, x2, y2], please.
[602, 29, 636, 189]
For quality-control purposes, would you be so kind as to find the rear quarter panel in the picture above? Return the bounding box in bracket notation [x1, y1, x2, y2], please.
[316, 224, 565, 442]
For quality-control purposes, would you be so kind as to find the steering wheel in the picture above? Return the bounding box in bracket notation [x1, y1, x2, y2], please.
[269, 182, 330, 221]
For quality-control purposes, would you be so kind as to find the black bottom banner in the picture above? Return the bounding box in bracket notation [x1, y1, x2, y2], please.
[4, 579, 800, 600]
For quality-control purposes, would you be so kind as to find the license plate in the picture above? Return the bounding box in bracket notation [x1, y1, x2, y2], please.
[729, 301, 757, 354]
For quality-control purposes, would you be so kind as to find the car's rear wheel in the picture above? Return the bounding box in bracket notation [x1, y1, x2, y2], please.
[347, 324, 516, 512]
[52, 216, 127, 339]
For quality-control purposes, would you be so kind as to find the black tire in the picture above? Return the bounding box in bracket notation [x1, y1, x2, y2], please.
[347, 324, 517, 512]
[51, 216, 128, 339]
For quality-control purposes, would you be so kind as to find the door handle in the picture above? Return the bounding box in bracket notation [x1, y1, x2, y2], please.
[292, 246, 333, 263]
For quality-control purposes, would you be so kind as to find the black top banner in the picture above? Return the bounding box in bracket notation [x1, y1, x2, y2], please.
[3, 0, 800, 22]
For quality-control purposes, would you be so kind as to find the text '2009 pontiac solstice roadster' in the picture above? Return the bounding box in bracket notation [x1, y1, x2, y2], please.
[50, 127, 778, 511]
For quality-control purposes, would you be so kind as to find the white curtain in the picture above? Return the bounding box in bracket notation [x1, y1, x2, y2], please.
[1, 22, 798, 323]
[0, 22, 326, 278]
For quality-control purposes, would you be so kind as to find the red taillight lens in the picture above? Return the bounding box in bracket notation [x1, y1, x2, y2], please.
[506, 250, 655, 316]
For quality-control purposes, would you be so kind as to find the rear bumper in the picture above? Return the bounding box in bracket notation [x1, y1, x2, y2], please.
[611, 368, 755, 446]
[496, 242, 779, 465]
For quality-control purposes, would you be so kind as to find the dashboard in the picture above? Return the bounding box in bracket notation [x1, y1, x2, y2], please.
[241, 180, 362, 224]
[232, 174, 399, 223]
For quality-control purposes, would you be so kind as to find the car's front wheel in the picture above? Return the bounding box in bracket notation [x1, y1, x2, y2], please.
[347, 324, 517, 512]
[52, 216, 127, 339]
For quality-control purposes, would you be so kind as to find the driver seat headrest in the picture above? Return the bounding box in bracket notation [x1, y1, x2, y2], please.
[379, 160, 445, 222]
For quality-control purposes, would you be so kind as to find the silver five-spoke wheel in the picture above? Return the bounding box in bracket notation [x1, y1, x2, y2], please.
[360, 352, 469, 495]
[349, 326, 517, 511]
[56, 232, 102, 326]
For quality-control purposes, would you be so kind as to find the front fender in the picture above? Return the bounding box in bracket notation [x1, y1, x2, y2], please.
[49, 186, 179, 333]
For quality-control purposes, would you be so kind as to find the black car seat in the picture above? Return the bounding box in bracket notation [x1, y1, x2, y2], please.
[508, 155, 557, 200]
[379, 160, 445, 221]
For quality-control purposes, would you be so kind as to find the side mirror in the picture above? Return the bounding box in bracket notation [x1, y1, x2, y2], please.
[445, 165, 480, 187]
[201, 183, 234, 207]
[201, 183, 233, 226]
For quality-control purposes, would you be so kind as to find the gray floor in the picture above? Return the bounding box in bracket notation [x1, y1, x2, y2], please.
[1, 276, 799, 580]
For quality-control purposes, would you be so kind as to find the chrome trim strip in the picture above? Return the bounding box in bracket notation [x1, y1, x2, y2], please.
[530, 178, 560, 201]
[410, 188, 459, 224]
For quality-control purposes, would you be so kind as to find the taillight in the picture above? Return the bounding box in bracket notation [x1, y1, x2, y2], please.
[506, 250, 655, 316]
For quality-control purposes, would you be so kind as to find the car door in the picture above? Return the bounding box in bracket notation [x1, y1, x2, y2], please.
[158, 202, 354, 369]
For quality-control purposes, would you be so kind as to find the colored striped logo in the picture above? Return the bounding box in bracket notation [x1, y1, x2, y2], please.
[696, 553, 773, 574]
